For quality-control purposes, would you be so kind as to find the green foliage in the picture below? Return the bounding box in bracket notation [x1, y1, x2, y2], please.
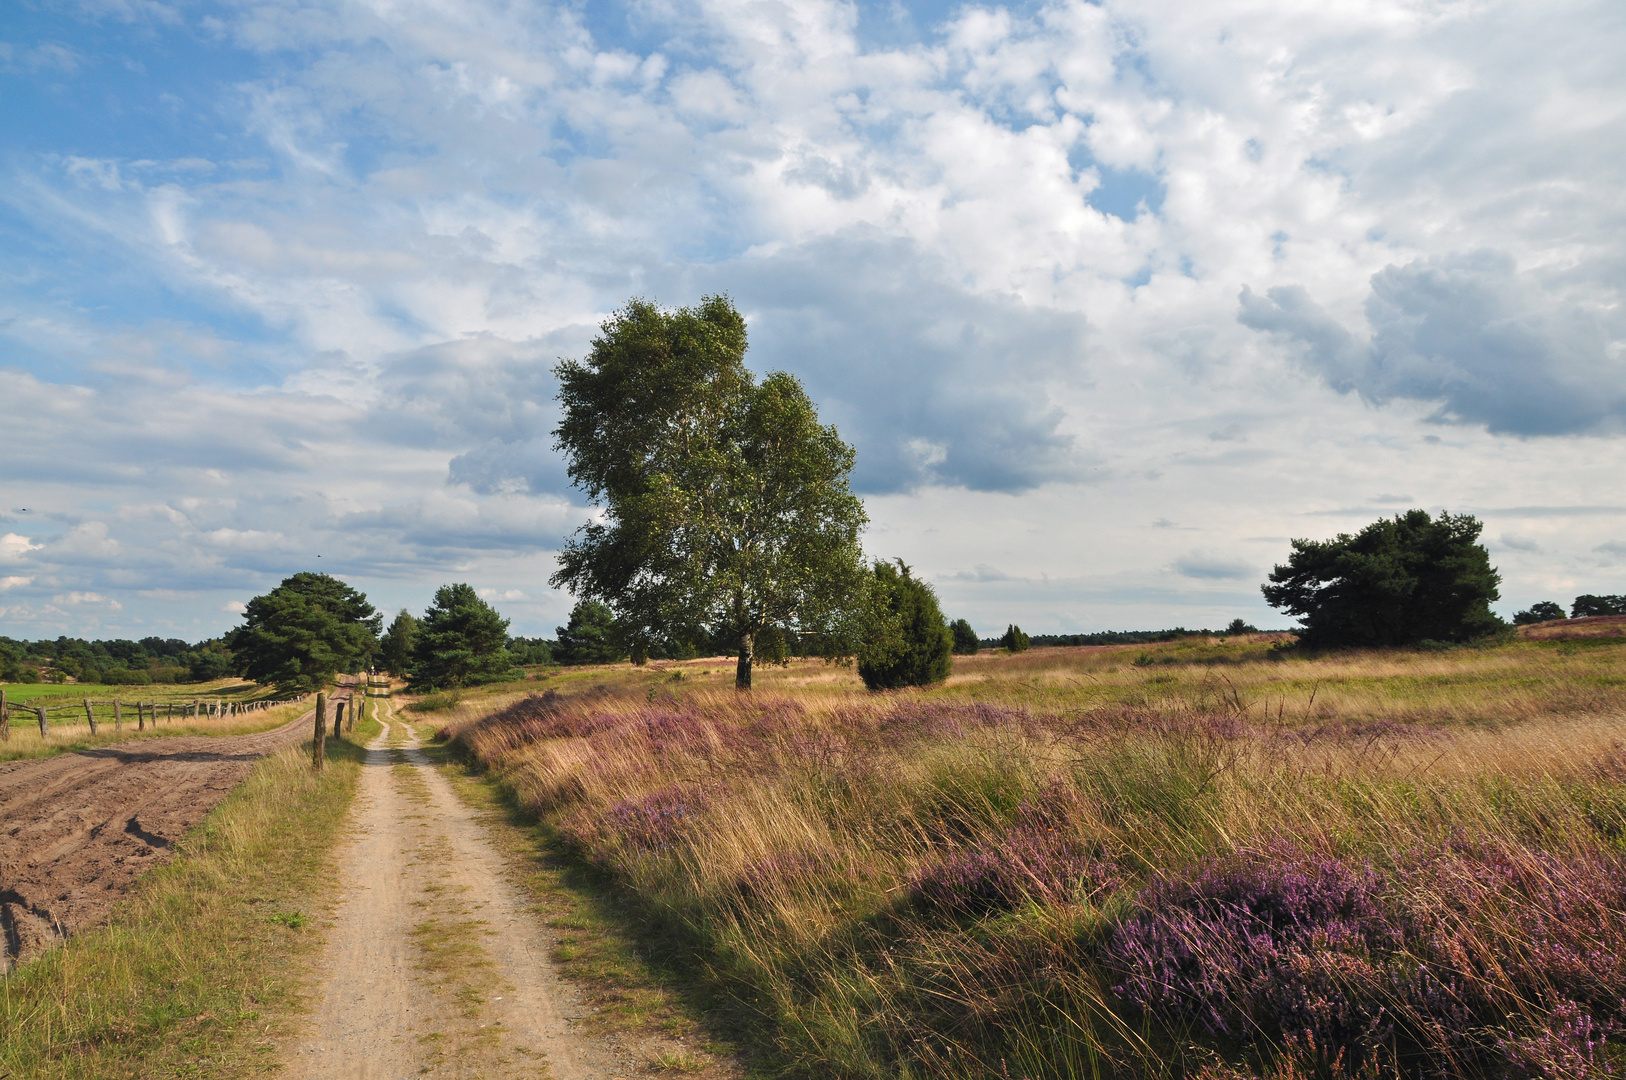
[949, 618, 980, 655]
[0, 637, 24, 681]
[1514, 601, 1568, 625]
[1262, 510, 1504, 648]
[1225, 618, 1259, 635]
[857, 560, 953, 690]
[226, 572, 381, 693]
[551, 295, 868, 689]
[410, 583, 515, 689]
[380, 608, 418, 675]
[1000, 624, 1031, 652]
[1571, 594, 1626, 617]
[554, 600, 625, 665]
[507, 636, 555, 666]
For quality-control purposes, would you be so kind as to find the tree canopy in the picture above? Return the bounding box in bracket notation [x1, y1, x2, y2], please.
[1262, 510, 1503, 648]
[1513, 601, 1567, 625]
[226, 572, 380, 692]
[857, 561, 954, 690]
[1571, 594, 1626, 618]
[551, 295, 868, 688]
[410, 584, 514, 689]
[554, 600, 625, 665]
[949, 618, 980, 655]
[380, 609, 418, 676]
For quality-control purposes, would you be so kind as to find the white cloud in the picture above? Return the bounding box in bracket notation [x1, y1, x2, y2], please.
[0, 576, 32, 591]
[1, 0, 1623, 638]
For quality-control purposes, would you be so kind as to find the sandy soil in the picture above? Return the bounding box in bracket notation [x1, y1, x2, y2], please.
[287, 700, 618, 1079]
[0, 695, 347, 971]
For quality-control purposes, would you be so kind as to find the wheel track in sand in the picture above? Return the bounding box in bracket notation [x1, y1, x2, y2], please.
[287, 695, 612, 1079]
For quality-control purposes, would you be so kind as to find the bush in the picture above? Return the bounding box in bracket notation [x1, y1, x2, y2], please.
[1000, 624, 1031, 653]
[1225, 618, 1258, 635]
[949, 618, 980, 655]
[103, 668, 153, 685]
[857, 560, 953, 690]
[1262, 510, 1503, 648]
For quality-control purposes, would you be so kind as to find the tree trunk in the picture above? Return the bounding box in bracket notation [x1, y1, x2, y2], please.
[735, 631, 754, 690]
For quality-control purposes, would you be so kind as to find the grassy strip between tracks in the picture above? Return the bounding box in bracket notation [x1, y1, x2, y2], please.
[0, 714, 380, 1079]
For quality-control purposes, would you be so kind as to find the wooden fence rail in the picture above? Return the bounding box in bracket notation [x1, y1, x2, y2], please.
[0, 692, 310, 741]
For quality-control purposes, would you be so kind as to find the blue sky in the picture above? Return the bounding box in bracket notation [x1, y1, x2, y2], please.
[2, 0, 1624, 641]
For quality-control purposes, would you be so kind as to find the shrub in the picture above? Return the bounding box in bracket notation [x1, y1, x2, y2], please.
[857, 560, 953, 690]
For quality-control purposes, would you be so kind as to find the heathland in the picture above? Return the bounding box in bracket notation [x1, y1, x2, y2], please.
[426, 622, 1626, 1079]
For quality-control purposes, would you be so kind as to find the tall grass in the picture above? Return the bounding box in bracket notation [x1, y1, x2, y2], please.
[444, 639, 1626, 1079]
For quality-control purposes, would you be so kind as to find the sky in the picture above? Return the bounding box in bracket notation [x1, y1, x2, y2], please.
[1, 0, 1623, 643]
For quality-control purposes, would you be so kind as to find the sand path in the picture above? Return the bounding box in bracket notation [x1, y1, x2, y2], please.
[288, 697, 611, 1079]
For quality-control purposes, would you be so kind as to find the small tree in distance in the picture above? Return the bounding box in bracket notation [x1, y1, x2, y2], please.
[1570, 595, 1626, 618]
[1000, 624, 1031, 653]
[554, 600, 625, 665]
[410, 584, 514, 689]
[380, 609, 418, 675]
[1262, 510, 1502, 648]
[858, 561, 953, 690]
[1513, 601, 1566, 625]
[1226, 618, 1259, 635]
[949, 618, 980, 655]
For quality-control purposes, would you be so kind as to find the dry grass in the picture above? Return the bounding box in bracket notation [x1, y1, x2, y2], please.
[439, 635, 1626, 1079]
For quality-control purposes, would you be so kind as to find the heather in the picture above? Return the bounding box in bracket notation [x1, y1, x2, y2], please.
[440, 638, 1626, 1078]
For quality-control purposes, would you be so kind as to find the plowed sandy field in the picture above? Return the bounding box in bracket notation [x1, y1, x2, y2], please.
[0, 698, 345, 970]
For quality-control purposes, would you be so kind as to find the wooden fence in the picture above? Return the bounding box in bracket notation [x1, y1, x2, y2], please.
[0, 690, 309, 741]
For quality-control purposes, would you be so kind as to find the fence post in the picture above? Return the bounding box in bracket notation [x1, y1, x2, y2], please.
[84, 699, 97, 735]
[0, 689, 8, 741]
[114, 699, 122, 731]
[137, 700, 145, 732]
[36, 707, 48, 739]
[334, 700, 345, 739]
[313, 692, 327, 770]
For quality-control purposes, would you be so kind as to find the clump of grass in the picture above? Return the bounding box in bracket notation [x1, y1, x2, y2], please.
[0, 735, 366, 1078]
[408, 689, 465, 713]
[442, 640, 1626, 1079]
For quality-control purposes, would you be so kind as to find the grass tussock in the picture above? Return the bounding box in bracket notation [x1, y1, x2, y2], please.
[0, 733, 368, 1078]
[442, 637, 1626, 1079]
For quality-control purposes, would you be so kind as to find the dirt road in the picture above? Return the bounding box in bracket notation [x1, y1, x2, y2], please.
[0, 695, 347, 970]
[288, 699, 613, 1079]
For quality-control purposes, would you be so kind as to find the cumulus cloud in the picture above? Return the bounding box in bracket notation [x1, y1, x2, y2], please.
[2, 0, 1624, 638]
[1240, 252, 1626, 436]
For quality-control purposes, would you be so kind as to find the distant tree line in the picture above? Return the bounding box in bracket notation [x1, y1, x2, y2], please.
[0, 633, 234, 685]
[1513, 595, 1626, 624]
